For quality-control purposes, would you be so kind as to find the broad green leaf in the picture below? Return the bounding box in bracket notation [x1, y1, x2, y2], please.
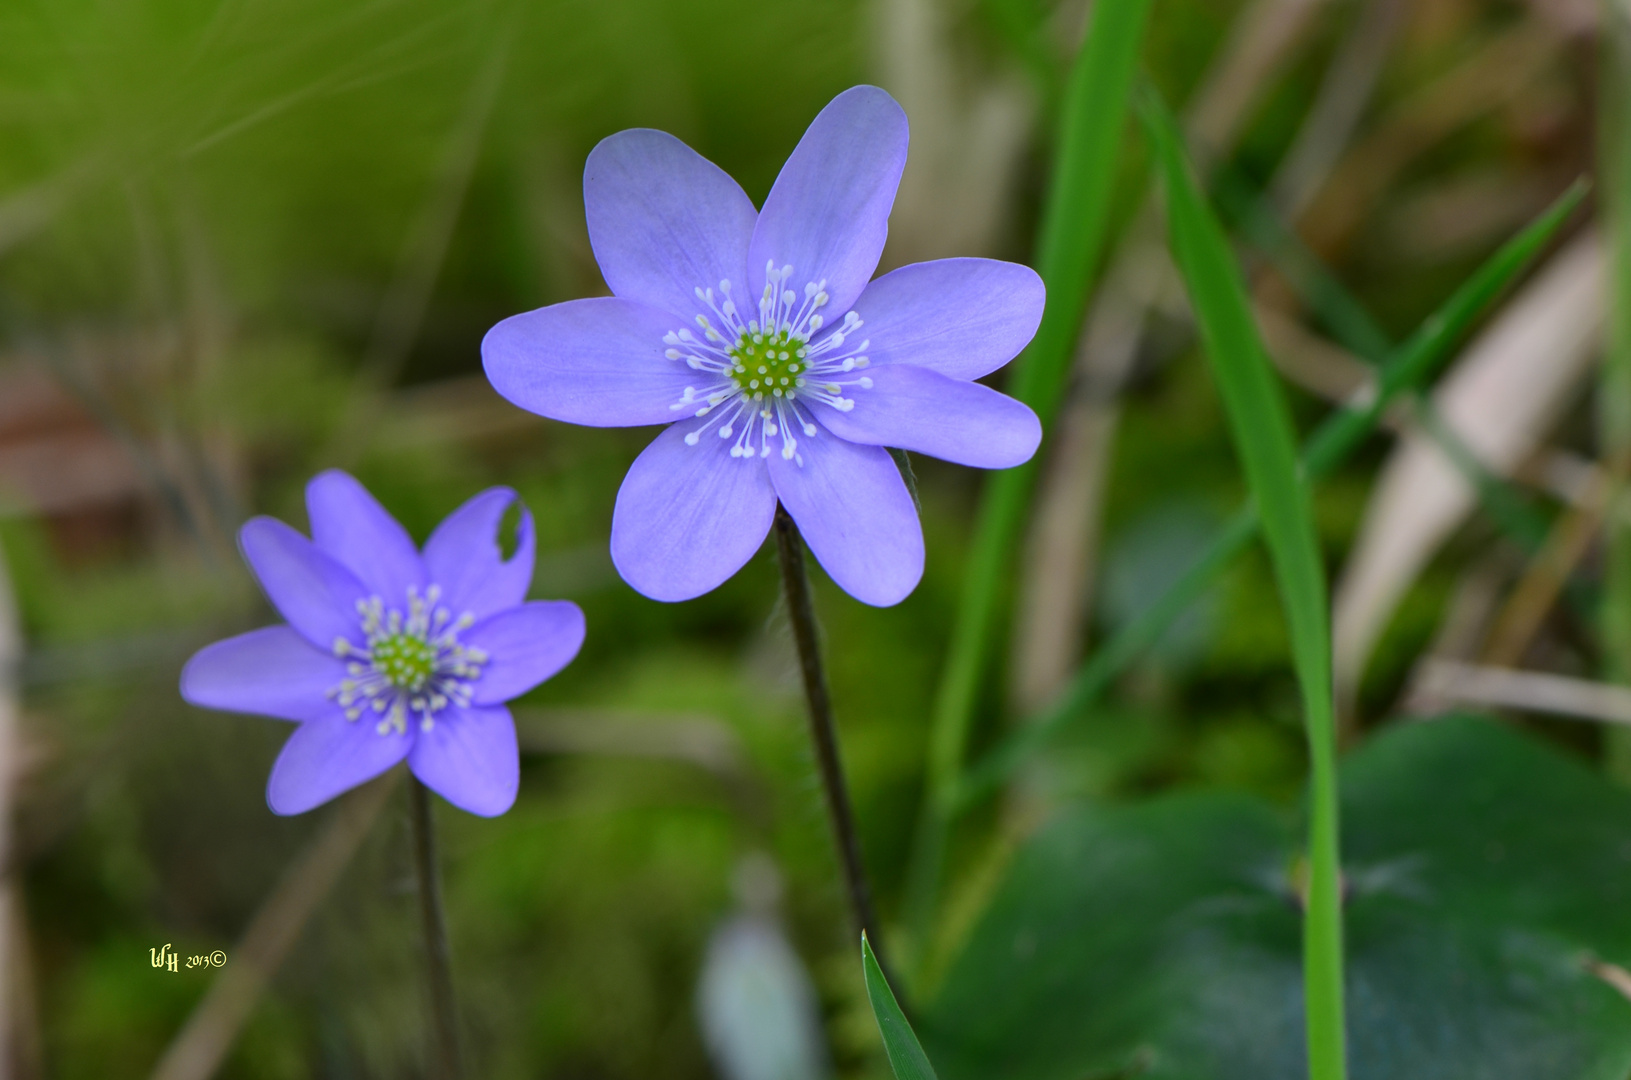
[1142, 88, 1346, 1080]
[925, 717, 1631, 1080]
[864, 932, 939, 1080]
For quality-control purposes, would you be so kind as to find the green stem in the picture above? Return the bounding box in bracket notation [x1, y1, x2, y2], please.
[408, 776, 463, 1080]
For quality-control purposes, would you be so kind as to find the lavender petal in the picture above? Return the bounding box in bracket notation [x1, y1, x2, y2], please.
[266, 716, 410, 815]
[850, 258, 1045, 380]
[408, 703, 520, 817]
[584, 128, 757, 322]
[611, 419, 778, 601]
[306, 470, 424, 601]
[749, 86, 908, 320]
[483, 297, 706, 428]
[465, 601, 586, 705]
[180, 626, 347, 722]
[766, 434, 923, 607]
[422, 487, 535, 622]
[239, 517, 369, 651]
[815, 363, 1041, 469]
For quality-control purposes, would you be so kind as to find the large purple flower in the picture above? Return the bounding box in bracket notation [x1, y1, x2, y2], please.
[483, 86, 1044, 607]
[180, 471, 585, 817]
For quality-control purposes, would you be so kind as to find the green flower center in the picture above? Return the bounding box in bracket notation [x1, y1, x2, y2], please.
[369, 631, 438, 692]
[728, 328, 808, 401]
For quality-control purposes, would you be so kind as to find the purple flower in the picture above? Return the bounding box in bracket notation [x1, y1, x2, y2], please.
[180, 471, 585, 817]
[482, 85, 1044, 607]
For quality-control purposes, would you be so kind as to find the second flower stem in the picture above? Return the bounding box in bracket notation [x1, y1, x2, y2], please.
[773, 506, 894, 982]
[408, 775, 463, 1080]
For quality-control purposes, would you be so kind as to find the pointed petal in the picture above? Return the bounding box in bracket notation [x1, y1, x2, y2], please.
[611, 420, 778, 601]
[851, 258, 1045, 380]
[181, 626, 345, 722]
[409, 704, 519, 817]
[815, 364, 1041, 468]
[483, 297, 707, 427]
[584, 128, 757, 321]
[239, 517, 368, 651]
[749, 86, 908, 319]
[767, 435, 923, 607]
[422, 488, 535, 622]
[266, 716, 410, 815]
[306, 470, 424, 601]
[466, 601, 586, 705]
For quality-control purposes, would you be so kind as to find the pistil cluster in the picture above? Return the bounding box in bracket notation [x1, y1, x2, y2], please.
[664, 260, 874, 465]
[329, 584, 488, 736]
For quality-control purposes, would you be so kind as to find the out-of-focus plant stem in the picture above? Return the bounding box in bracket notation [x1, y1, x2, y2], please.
[1600, 0, 1631, 781]
[773, 506, 894, 988]
[907, 0, 1151, 959]
[409, 776, 463, 1080]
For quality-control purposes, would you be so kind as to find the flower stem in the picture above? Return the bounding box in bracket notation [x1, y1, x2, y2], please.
[408, 776, 463, 1080]
[772, 506, 895, 984]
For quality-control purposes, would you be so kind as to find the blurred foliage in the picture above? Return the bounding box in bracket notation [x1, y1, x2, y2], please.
[0, 0, 1615, 1077]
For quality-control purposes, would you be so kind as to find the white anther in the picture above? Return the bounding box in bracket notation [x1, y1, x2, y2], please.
[684, 432, 700, 446]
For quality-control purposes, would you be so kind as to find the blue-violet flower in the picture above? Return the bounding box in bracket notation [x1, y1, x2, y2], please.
[482, 85, 1045, 607]
[181, 470, 585, 816]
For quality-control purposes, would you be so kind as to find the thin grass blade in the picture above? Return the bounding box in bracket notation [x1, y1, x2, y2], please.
[1143, 86, 1346, 1080]
[911, 0, 1153, 944]
[863, 932, 938, 1080]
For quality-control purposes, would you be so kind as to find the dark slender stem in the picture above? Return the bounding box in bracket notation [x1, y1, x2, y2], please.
[772, 506, 897, 986]
[408, 776, 463, 1080]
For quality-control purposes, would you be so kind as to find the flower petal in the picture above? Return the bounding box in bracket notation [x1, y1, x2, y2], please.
[483, 297, 704, 427]
[305, 470, 424, 601]
[851, 258, 1045, 380]
[465, 601, 586, 705]
[767, 435, 923, 607]
[422, 488, 535, 622]
[408, 704, 519, 817]
[239, 517, 368, 650]
[584, 128, 757, 322]
[749, 86, 908, 319]
[266, 716, 410, 815]
[180, 626, 346, 722]
[815, 363, 1041, 469]
[611, 419, 778, 601]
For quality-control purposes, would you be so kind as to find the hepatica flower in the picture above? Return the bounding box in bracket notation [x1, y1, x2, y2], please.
[483, 86, 1044, 606]
[180, 471, 585, 816]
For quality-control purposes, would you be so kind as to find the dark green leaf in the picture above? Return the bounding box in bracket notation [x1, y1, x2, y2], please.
[926, 717, 1631, 1080]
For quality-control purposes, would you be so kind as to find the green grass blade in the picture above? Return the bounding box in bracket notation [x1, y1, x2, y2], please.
[952, 177, 1586, 810]
[1303, 177, 1587, 474]
[1224, 168, 1568, 559]
[1142, 87, 1347, 1080]
[909, 0, 1152, 941]
[863, 932, 939, 1080]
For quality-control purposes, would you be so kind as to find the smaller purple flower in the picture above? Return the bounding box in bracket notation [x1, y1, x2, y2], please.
[482, 85, 1045, 608]
[181, 470, 585, 817]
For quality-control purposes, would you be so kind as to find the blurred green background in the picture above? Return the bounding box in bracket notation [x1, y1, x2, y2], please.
[0, 0, 1609, 1076]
